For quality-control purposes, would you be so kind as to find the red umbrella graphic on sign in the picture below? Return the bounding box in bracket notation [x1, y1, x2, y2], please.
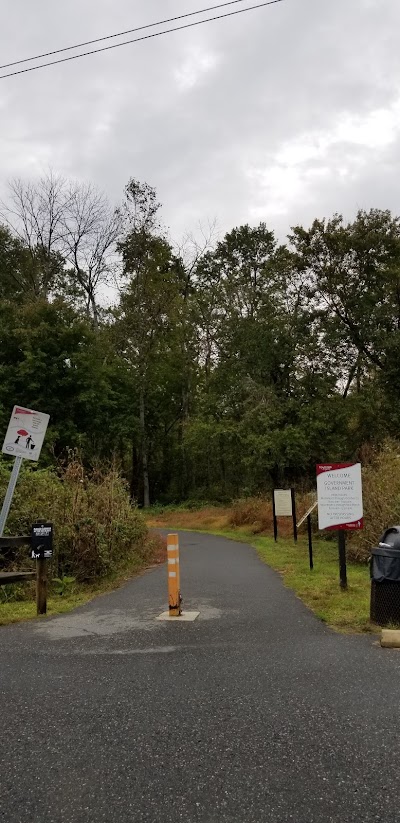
[15, 428, 29, 445]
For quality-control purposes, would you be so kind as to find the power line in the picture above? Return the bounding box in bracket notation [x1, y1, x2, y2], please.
[0, 0, 285, 81]
[0, 0, 252, 71]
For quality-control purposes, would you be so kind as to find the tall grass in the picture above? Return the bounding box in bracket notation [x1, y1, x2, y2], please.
[349, 441, 400, 562]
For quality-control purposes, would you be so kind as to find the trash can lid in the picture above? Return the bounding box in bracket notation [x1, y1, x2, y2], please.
[379, 527, 400, 550]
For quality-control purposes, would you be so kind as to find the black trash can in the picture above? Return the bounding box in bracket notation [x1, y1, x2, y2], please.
[370, 527, 400, 625]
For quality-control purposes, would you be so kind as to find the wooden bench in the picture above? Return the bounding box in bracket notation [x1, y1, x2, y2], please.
[0, 571, 36, 584]
[0, 537, 32, 578]
[0, 535, 47, 613]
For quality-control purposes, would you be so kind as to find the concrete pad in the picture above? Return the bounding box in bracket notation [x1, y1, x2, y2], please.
[381, 629, 400, 648]
[156, 611, 200, 622]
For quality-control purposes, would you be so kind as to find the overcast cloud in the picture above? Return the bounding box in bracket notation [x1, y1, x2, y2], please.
[1, 0, 399, 243]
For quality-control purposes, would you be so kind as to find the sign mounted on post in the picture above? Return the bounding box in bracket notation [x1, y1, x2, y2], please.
[2, 406, 50, 462]
[272, 488, 297, 543]
[273, 489, 293, 517]
[316, 463, 363, 531]
[0, 405, 50, 538]
[31, 522, 53, 560]
[317, 462, 363, 590]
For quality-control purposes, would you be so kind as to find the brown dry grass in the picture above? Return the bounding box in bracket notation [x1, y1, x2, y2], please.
[147, 493, 315, 537]
[147, 506, 231, 531]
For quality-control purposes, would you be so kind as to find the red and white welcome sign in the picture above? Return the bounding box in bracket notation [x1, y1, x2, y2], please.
[316, 463, 363, 531]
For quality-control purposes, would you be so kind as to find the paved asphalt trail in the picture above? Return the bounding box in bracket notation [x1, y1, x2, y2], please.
[1, 531, 400, 822]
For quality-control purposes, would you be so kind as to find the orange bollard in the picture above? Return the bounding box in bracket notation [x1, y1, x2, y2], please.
[167, 533, 182, 616]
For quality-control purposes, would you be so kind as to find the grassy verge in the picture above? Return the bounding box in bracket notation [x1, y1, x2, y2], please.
[0, 590, 98, 626]
[148, 511, 374, 634]
[253, 534, 372, 633]
[0, 534, 167, 627]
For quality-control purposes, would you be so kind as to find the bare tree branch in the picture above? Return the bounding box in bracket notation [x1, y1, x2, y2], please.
[0, 172, 122, 320]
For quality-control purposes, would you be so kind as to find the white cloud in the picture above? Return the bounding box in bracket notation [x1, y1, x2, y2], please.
[246, 96, 400, 223]
[1, 0, 400, 241]
[174, 46, 219, 91]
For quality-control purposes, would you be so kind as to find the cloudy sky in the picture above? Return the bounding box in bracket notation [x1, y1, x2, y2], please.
[1, 0, 399, 243]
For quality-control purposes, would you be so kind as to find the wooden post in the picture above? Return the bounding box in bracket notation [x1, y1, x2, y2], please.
[167, 534, 181, 616]
[36, 557, 47, 615]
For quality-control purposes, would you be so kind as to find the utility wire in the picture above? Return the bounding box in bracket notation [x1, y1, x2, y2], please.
[0, 0, 285, 80]
[0, 0, 253, 71]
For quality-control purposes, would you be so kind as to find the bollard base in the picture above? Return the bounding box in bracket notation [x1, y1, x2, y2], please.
[381, 629, 400, 648]
[157, 611, 200, 622]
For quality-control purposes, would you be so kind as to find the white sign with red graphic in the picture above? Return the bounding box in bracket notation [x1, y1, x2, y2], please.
[316, 463, 363, 531]
[2, 406, 50, 462]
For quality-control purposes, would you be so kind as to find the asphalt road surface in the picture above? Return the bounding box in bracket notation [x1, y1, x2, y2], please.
[1, 531, 400, 823]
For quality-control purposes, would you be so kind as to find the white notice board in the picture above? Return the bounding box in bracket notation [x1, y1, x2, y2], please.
[2, 406, 50, 462]
[274, 489, 293, 517]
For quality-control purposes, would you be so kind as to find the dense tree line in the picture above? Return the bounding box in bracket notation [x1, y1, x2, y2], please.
[0, 172, 399, 504]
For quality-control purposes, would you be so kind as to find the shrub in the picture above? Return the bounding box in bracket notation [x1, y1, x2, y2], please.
[0, 457, 148, 580]
[230, 497, 281, 535]
[229, 498, 265, 528]
[349, 441, 400, 563]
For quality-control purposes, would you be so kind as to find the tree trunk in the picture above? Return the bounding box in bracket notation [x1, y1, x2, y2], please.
[179, 382, 189, 500]
[130, 440, 139, 503]
[342, 362, 357, 399]
[88, 289, 99, 330]
[139, 387, 150, 508]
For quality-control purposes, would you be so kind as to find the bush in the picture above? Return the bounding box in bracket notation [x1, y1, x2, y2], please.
[0, 457, 148, 580]
[349, 441, 400, 563]
[230, 497, 280, 535]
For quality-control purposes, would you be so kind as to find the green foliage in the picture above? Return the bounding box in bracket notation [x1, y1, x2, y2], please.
[0, 582, 33, 604]
[0, 457, 148, 581]
[52, 576, 76, 596]
[0, 298, 133, 460]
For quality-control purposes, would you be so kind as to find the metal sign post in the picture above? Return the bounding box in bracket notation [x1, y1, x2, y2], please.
[291, 488, 298, 543]
[0, 456, 23, 536]
[297, 499, 318, 571]
[272, 492, 278, 542]
[338, 531, 348, 590]
[307, 514, 314, 571]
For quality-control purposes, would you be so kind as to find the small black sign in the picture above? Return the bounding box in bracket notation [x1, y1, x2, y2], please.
[31, 522, 53, 559]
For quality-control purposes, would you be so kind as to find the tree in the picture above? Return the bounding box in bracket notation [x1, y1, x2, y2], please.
[0, 297, 132, 459]
[114, 234, 183, 506]
[0, 172, 121, 322]
[290, 210, 400, 381]
[0, 224, 53, 301]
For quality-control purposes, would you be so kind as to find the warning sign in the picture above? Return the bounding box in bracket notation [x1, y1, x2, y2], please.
[2, 406, 50, 462]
